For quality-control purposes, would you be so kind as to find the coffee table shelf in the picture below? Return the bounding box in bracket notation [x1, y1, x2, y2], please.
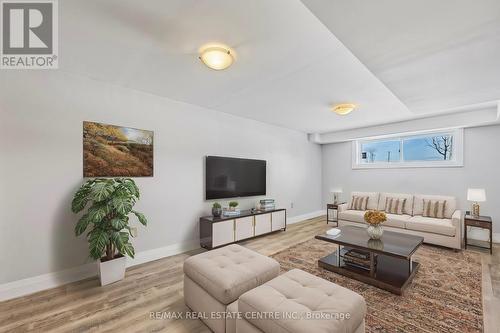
[316, 226, 423, 295]
[318, 250, 420, 295]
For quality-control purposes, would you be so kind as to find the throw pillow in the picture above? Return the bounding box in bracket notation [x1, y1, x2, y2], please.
[385, 197, 406, 215]
[349, 196, 369, 211]
[422, 199, 447, 219]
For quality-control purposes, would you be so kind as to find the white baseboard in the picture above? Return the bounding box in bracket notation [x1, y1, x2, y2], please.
[126, 240, 200, 268]
[0, 262, 98, 302]
[0, 239, 200, 302]
[0, 210, 328, 302]
[287, 210, 326, 224]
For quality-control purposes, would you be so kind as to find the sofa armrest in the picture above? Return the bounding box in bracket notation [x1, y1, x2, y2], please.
[338, 203, 348, 213]
[451, 210, 462, 235]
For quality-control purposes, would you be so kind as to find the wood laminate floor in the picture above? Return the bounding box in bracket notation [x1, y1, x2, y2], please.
[0, 216, 498, 333]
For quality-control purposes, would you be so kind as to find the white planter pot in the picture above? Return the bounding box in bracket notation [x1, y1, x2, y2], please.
[98, 256, 126, 286]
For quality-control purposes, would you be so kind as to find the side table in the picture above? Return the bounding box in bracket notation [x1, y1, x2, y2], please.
[327, 203, 345, 225]
[464, 214, 492, 254]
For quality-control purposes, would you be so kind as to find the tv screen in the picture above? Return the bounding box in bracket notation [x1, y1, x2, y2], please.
[206, 156, 266, 200]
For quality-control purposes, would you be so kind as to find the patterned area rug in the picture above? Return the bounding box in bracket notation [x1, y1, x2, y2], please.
[270, 238, 483, 333]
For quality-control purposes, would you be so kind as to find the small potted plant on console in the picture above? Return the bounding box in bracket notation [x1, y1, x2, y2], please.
[228, 201, 239, 211]
[212, 202, 222, 218]
[71, 178, 148, 286]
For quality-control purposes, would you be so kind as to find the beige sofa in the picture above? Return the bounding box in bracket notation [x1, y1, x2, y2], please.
[338, 192, 462, 250]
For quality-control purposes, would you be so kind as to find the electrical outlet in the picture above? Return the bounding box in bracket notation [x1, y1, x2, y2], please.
[290, 202, 294, 209]
[130, 227, 138, 237]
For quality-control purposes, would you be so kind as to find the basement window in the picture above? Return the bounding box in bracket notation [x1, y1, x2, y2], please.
[352, 129, 464, 169]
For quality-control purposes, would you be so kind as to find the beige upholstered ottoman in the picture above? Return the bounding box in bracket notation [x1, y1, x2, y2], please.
[183, 244, 280, 333]
[237, 269, 366, 333]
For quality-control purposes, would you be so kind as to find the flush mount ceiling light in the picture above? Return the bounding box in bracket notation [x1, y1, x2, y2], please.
[332, 103, 356, 115]
[199, 45, 234, 70]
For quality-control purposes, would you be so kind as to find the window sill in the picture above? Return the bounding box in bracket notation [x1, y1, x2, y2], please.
[352, 162, 464, 169]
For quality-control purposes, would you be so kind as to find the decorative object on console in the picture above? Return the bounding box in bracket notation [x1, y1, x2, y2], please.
[83, 121, 153, 177]
[212, 202, 222, 218]
[260, 198, 275, 210]
[224, 201, 240, 216]
[330, 188, 343, 204]
[467, 188, 486, 217]
[364, 210, 387, 239]
[223, 208, 241, 217]
[228, 201, 239, 211]
[71, 178, 148, 286]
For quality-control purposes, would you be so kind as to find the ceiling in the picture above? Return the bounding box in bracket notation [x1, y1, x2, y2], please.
[301, 0, 500, 115]
[59, 0, 500, 133]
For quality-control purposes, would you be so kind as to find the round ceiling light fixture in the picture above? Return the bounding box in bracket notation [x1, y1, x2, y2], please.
[199, 44, 234, 70]
[332, 103, 356, 115]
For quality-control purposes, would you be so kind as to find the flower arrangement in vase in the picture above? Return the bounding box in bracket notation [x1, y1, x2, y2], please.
[364, 210, 387, 240]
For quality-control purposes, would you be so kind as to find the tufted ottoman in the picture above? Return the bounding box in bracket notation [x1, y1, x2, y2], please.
[183, 244, 280, 333]
[237, 269, 366, 333]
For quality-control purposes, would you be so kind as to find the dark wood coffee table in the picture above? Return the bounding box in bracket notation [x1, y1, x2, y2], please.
[315, 225, 424, 295]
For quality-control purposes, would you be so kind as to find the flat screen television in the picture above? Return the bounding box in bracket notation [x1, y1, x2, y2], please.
[205, 156, 266, 200]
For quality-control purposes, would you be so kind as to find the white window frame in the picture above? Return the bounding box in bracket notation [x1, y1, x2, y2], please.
[352, 128, 464, 169]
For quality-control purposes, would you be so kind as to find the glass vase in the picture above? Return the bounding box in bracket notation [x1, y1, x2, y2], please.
[367, 224, 383, 240]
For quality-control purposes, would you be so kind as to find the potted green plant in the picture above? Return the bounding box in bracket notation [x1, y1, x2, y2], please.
[71, 178, 148, 286]
[228, 201, 239, 211]
[212, 202, 222, 218]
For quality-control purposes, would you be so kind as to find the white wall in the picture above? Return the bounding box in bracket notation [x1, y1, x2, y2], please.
[0, 71, 323, 285]
[322, 124, 500, 239]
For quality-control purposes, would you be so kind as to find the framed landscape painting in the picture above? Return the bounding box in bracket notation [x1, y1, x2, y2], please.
[83, 121, 154, 177]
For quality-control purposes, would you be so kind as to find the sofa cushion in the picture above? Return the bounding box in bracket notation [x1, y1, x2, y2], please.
[406, 216, 456, 237]
[385, 213, 411, 228]
[183, 244, 280, 305]
[338, 209, 365, 223]
[350, 191, 380, 210]
[377, 192, 414, 215]
[422, 199, 447, 219]
[413, 194, 456, 218]
[238, 269, 366, 333]
[349, 196, 369, 211]
[384, 198, 406, 215]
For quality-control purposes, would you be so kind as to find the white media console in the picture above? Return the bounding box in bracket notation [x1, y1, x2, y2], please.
[199, 209, 286, 249]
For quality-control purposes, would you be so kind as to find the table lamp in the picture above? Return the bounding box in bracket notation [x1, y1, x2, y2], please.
[330, 188, 343, 205]
[467, 188, 486, 217]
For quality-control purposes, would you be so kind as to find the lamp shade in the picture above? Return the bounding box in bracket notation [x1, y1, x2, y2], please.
[330, 188, 343, 194]
[467, 188, 486, 202]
